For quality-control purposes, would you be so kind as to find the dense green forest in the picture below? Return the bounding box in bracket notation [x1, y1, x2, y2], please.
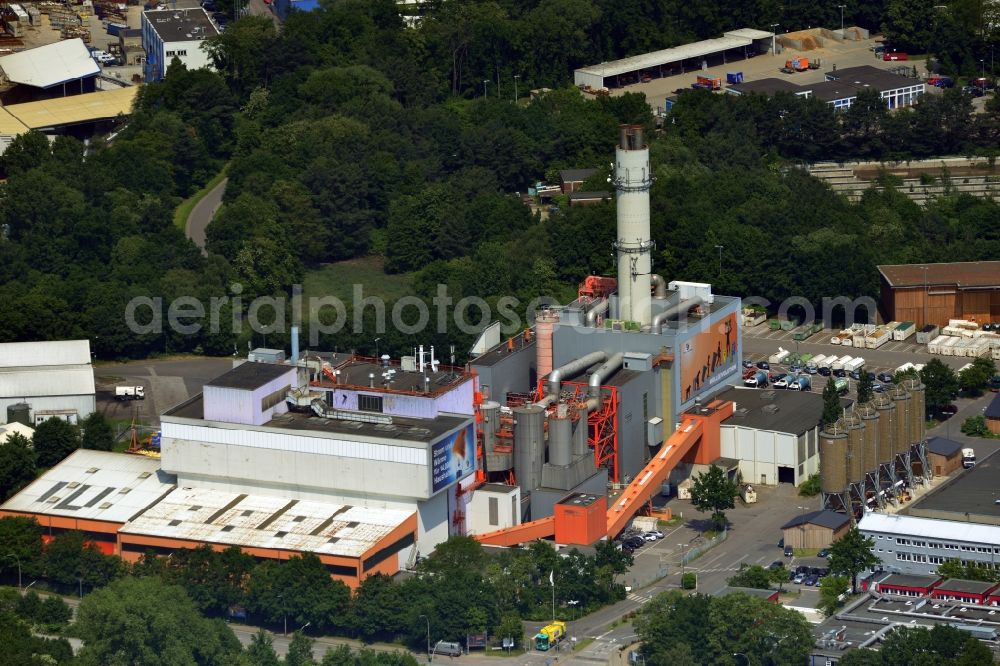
[1, 0, 999, 360]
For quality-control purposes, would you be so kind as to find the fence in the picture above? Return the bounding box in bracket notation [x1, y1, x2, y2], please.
[682, 529, 729, 565]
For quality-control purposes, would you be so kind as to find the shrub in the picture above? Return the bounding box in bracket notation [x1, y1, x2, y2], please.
[681, 573, 697, 590]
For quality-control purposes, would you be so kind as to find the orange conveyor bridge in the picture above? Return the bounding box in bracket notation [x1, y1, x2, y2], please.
[474, 400, 734, 547]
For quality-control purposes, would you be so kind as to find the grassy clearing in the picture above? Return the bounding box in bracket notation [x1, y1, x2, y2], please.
[302, 256, 415, 306]
[573, 637, 595, 652]
[793, 548, 819, 558]
[173, 166, 228, 231]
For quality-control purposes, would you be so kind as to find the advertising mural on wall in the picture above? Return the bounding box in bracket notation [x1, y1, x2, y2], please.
[431, 423, 476, 493]
[679, 311, 739, 404]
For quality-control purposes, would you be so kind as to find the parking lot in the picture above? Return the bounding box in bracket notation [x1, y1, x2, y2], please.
[744, 321, 928, 355]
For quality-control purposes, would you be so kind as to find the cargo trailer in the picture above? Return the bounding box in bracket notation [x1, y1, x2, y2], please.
[916, 325, 940, 344]
[832, 355, 853, 371]
[893, 321, 915, 341]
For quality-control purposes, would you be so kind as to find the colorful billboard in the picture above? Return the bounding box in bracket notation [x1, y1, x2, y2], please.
[431, 424, 476, 494]
[679, 311, 739, 404]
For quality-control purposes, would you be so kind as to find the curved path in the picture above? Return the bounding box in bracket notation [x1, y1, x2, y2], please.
[186, 177, 228, 254]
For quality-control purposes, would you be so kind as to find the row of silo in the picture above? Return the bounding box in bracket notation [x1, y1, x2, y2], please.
[820, 377, 926, 511]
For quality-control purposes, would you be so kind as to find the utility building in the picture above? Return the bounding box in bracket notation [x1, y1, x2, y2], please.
[878, 261, 1000, 329]
[141, 8, 219, 81]
[0, 340, 95, 425]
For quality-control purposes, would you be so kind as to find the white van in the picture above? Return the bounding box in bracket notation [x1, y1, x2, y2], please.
[433, 641, 463, 657]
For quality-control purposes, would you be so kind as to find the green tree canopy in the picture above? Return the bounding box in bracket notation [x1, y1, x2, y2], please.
[829, 528, 879, 593]
[919, 359, 960, 415]
[79, 412, 115, 451]
[32, 418, 79, 468]
[690, 464, 738, 531]
[0, 433, 36, 501]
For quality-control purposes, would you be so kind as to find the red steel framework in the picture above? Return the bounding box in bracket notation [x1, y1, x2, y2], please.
[534, 378, 621, 483]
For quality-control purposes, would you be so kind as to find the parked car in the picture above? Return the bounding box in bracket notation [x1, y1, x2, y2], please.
[833, 368, 846, 378]
[884, 51, 909, 61]
[773, 374, 789, 388]
[818, 549, 830, 558]
[818, 367, 832, 377]
[645, 530, 664, 539]
[91, 50, 116, 65]
[757, 361, 771, 370]
[790, 364, 803, 374]
[963, 85, 985, 97]
[849, 370, 862, 380]
[877, 372, 894, 383]
[642, 531, 662, 541]
[784, 545, 794, 557]
[872, 383, 885, 393]
[768, 560, 785, 571]
[806, 574, 820, 586]
[940, 404, 959, 418]
[793, 573, 806, 584]
[743, 359, 754, 368]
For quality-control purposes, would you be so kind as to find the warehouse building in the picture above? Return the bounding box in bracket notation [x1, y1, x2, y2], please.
[875, 573, 941, 597]
[0, 340, 96, 425]
[987, 394, 1000, 435]
[858, 512, 1000, 576]
[559, 168, 598, 194]
[141, 8, 218, 81]
[924, 437, 964, 477]
[905, 454, 1000, 525]
[716, 386, 830, 486]
[0, 449, 173, 555]
[0, 38, 99, 101]
[725, 77, 810, 97]
[727, 66, 924, 111]
[573, 28, 773, 90]
[781, 510, 851, 550]
[878, 261, 1000, 329]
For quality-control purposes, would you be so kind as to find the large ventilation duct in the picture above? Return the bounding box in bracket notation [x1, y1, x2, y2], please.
[548, 410, 573, 466]
[650, 274, 667, 299]
[652, 297, 703, 334]
[585, 299, 610, 327]
[513, 405, 545, 491]
[613, 124, 654, 326]
[541, 351, 607, 405]
[587, 352, 624, 402]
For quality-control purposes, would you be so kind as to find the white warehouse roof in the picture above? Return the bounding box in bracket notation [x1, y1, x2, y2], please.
[575, 29, 771, 79]
[0, 366, 95, 399]
[859, 512, 1000, 545]
[0, 340, 92, 368]
[0, 421, 34, 444]
[0, 450, 174, 523]
[0, 39, 100, 89]
[119, 487, 414, 559]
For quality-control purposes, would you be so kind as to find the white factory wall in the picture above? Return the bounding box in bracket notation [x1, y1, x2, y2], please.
[417, 491, 449, 557]
[574, 69, 604, 89]
[330, 379, 473, 419]
[0, 395, 95, 425]
[163, 38, 213, 74]
[466, 486, 520, 536]
[203, 368, 295, 426]
[721, 425, 817, 486]
[160, 423, 434, 499]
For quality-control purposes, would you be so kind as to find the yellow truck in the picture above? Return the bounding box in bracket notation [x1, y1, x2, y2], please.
[534, 621, 567, 651]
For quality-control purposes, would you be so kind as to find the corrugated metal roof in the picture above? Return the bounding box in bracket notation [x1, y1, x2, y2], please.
[878, 261, 1000, 288]
[986, 394, 1000, 420]
[576, 35, 754, 78]
[925, 436, 963, 457]
[0, 340, 91, 368]
[936, 578, 998, 594]
[5, 86, 139, 130]
[0, 39, 100, 89]
[0, 107, 29, 136]
[119, 487, 414, 559]
[781, 509, 850, 531]
[859, 512, 1000, 545]
[0, 449, 173, 523]
[0, 421, 34, 444]
[0, 366, 95, 398]
[724, 28, 774, 40]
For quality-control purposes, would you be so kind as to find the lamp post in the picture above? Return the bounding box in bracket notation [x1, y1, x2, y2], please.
[374, 337, 381, 362]
[714, 245, 724, 276]
[5, 553, 21, 591]
[514, 74, 520, 102]
[921, 266, 928, 329]
[982, 59, 987, 90]
[770, 24, 780, 55]
[483, 80, 488, 100]
[419, 614, 431, 662]
[278, 594, 287, 637]
[838, 5, 846, 33]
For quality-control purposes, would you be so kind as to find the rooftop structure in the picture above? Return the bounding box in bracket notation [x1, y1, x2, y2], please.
[905, 455, 1000, 525]
[925, 436, 963, 457]
[718, 386, 841, 436]
[0, 449, 173, 524]
[726, 77, 808, 96]
[206, 361, 294, 390]
[878, 261, 1000, 288]
[862, 512, 1000, 543]
[0, 421, 33, 444]
[142, 8, 218, 43]
[934, 579, 998, 595]
[1, 86, 139, 131]
[118, 486, 414, 560]
[876, 573, 942, 590]
[0, 39, 99, 89]
[0, 339, 96, 425]
[780, 509, 851, 531]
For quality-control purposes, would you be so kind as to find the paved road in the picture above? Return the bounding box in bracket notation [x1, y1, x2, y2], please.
[186, 177, 228, 254]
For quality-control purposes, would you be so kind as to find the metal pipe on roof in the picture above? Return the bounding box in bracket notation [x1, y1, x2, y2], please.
[588, 353, 623, 399]
[537, 351, 607, 407]
[650, 274, 667, 299]
[585, 299, 609, 327]
[652, 296, 702, 333]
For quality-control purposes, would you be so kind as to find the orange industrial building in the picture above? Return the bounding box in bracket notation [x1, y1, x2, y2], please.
[878, 261, 1000, 328]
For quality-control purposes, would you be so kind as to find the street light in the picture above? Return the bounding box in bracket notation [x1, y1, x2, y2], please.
[4, 553, 22, 591]
[514, 74, 520, 102]
[277, 594, 287, 637]
[838, 5, 846, 33]
[374, 337, 381, 362]
[921, 266, 928, 329]
[982, 59, 987, 90]
[714, 245, 724, 276]
[770, 24, 780, 56]
[483, 80, 488, 100]
[419, 614, 431, 662]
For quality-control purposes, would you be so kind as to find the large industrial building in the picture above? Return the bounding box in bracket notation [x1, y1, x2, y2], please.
[728, 66, 925, 111]
[141, 8, 218, 81]
[878, 261, 1000, 329]
[0, 340, 96, 426]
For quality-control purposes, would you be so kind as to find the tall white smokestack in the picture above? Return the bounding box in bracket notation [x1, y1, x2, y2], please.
[613, 124, 654, 326]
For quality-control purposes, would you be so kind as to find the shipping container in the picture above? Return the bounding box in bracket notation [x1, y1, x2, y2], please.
[844, 357, 865, 373]
[769, 348, 790, 365]
[916, 325, 939, 344]
[833, 355, 853, 370]
[866, 329, 891, 349]
[893, 321, 915, 341]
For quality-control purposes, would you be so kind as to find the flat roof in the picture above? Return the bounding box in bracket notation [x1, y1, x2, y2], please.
[558, 493, 602, 507]
[119, 487, 413, 559]
[143, 8, 219, 43]
[878, 573, 941, 589]
[906, 454, 1000, 521]
[0, 421, 33, 444]
[826, 65, 923, 92]
[576, 32, 764, 79]
[936, 578, 998, 594]
[728, 78, 804, 95]
[724, 28, 774, 40]
[0, 39, 99, 89]
[808, 80, 860, 102]
[568, 191, 611, 201]
[206, 361, 294, 391]
[5, 86, 139, 130]
[859, 512, 1000, 545]
[718, 387, 848, 436]
[0, 340, 91, 368]
[878, 261, 1000, 288]
[166, 394, 469, 443]
[468, 331, 535, 368]
[986, 394, 1000, 419]
[0, 107, 28, 136]
[0, 365, 95, 399]
[0, 450, 174, 523]
[328, 357, 471, 396]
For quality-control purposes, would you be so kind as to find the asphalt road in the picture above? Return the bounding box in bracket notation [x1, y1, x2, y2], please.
[186, 177, 228, 254]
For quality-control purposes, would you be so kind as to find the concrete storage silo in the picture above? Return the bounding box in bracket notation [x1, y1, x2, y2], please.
[480, 401, 500, 455]
[820, 423, 849, 495]
[856, 402, 880, 475]
[844, 413, 865, 485]
[6, 403, 30, 427]
[513, 405, 545, 491]
[548, 412, 573, 467]
[873, 392, 896, 464]
[904, 378, 926, 445]
[891, 385, 912, 454]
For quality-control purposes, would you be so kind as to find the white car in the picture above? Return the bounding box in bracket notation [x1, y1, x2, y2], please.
[642, 533, 658, 542]
[92, 50, 116, 65]
[644, 530, 664, 539]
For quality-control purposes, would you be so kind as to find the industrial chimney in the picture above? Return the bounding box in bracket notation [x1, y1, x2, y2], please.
[613, 124, 654, 327]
